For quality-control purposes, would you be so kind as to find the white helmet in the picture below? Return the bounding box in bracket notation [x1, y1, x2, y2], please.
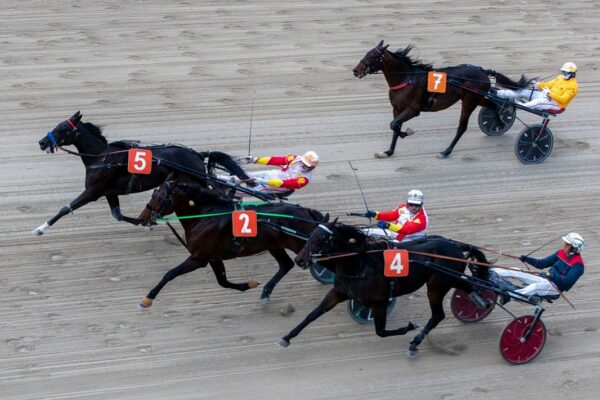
[301, 151, 319, 168]
[562, 232, 584, 253]
[561, 62, 577, 73]
[407, 189, 424, 205]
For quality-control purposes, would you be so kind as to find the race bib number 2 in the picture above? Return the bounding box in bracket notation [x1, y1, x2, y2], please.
[384, 250, 410, 277]
[232, 210, 257, 237]
[127, 149, 153, 174]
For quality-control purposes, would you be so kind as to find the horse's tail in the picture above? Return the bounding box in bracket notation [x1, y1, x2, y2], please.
[459, 243, 490, 281]
[484, 69, 534, 90]
[196, 151, 250, 179]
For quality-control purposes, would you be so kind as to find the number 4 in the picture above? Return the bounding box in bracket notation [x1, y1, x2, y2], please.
[384, 250, 409, 277]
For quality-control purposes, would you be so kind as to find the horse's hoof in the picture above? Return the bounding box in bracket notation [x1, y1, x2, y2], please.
[139, 297, 153, 308]
[436, 152, 449, 159]
[408, 320, 421, 330]
[32, 223, 49, 236]
[247, 278, 260, 289]
[405, 128, 415, 136]
[375, 152, 390, 159]
[277, 338, 290, 348]
[261, 296, 270, 305]
[406, 348, 419, 358]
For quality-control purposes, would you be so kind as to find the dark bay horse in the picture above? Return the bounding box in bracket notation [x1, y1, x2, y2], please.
[34, 111, 250, 235]
[353, 40, 531, 158]
[279, 220, 490, 357]
[136, 178, 327, 305]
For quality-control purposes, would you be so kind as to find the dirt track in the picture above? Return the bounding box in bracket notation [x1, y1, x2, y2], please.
[1, 1, 599, 399]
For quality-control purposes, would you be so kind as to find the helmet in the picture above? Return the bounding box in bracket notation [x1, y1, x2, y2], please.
[407, 189, 424, 205]
[562, 232, 584, 253]
[561, 62, 577, 73]
[301, 151, 319, 168]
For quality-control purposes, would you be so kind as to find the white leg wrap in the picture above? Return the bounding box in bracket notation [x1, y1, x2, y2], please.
[32, 222, 50, 236]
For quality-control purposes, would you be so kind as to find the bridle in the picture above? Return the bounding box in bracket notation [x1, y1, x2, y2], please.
[46, 118, 79, 150]
[145, 181, 175, 222]
[304, 223, 335, 263]
[359, 46, 385, 75]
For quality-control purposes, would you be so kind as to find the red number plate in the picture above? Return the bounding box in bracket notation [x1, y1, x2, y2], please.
[232, 210, 257, 237]
[127, 149, 153, 175]
[384, 250, 409, 277]
[427, 71, 447, 93]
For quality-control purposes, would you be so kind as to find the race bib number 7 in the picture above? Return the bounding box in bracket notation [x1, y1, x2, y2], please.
[384, 250, 410, 277]
[232, 210, 257, 237]
[128, 149, 153, 174]
[427, 71, 447, 93]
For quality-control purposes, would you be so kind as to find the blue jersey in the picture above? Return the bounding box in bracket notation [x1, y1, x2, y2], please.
[522, 249, 584, 292]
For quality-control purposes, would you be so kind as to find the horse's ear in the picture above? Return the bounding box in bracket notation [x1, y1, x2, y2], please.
[323, 213, 329, 223]
[377, 40, 384, 48]
[71, 111, 82, 123]
[331, 217, 339, 225]
[383, 44, 389, 51]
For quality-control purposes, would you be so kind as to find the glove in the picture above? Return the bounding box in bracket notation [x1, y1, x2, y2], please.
[364, 210, 376, 218]
[377, 221, 390, 230]
[241, 155, 256, 164]
[519, 255, 527, 262]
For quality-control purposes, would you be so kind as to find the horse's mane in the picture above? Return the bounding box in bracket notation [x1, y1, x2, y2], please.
[389, 46, 433, 70]
[80, 122, 108, 144]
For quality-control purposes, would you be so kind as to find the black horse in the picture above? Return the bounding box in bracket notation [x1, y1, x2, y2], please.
[136, 177, 327, 305]
[34, 111, 250, 235]
[280, 220, 490, 357]
[353, 40, 531, 158]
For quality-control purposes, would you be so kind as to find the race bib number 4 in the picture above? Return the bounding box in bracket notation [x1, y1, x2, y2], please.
[232, 210, 257, 237]
[384, 250, 409, 277]
[427, 71, 447, 93]
[127, 149, 153, 174]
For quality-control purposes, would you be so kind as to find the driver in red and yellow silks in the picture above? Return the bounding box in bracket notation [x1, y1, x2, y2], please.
[241, 151, 319, 194]
[363, 189, 428, 242]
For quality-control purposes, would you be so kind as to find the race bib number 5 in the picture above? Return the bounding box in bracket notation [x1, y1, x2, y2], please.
[127, 149, 153, 174]
[427, 71, 447, 93]
[384, 250, 409, 277]
[232, 210, 257, 237]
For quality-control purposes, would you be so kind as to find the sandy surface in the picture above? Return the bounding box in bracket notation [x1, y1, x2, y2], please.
[1, 1, 599, 399]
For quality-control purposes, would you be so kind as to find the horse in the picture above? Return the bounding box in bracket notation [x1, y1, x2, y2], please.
[353, 40, 532, 159]
[279, 219, 490, 357]
[34, 111, 250, 235]
[136, 176, 327, 305]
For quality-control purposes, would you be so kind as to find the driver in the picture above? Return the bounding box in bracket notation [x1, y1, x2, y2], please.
[496, 62, 579, 112]
[233, 151, 319, 194]
[361, 189, 428, 242]
[492, 232, 585, 300]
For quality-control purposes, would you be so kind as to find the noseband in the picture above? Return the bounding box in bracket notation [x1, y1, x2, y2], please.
[47, 118, 79, 148]
[146, 181, 175, 221]
[360, 47, 385, 75]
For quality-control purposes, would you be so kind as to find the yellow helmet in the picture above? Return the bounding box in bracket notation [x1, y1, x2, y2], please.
[561, 62, 577, 73]
[301, 151, 319, 168]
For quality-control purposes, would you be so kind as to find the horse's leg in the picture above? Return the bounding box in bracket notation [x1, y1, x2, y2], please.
[209, 259, 259, 292]
[438, 98, 479, 158]
[372, 303, 419, 337]
[278, 288, 348, 347]
[32, 190, 99, 235]
[407, 284, 451, 357]
[260, 249, 295, 304]
[378, 110, 418, 158]
[139, 256, 205, 308]
[106, 194, 140, 226]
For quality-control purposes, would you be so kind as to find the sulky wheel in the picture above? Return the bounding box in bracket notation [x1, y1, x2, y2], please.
[347, 297, 397, 324]
[515, 124, 554, 164]
[309, 263, 335, 284]
[478, 103, 516, 136]
[499, 315, 547, 364]
[450, 288, 497, 323]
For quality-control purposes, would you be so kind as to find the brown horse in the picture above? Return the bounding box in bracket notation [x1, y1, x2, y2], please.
[353, 40, 530, 158]
[137, 177, 327, 306]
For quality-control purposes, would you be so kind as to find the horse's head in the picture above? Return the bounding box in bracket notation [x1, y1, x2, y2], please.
[353, 40, 389, 78]
[39, 111, 83, 153]
[138, 178, 177, 226]
[295, 216, 335, 269]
